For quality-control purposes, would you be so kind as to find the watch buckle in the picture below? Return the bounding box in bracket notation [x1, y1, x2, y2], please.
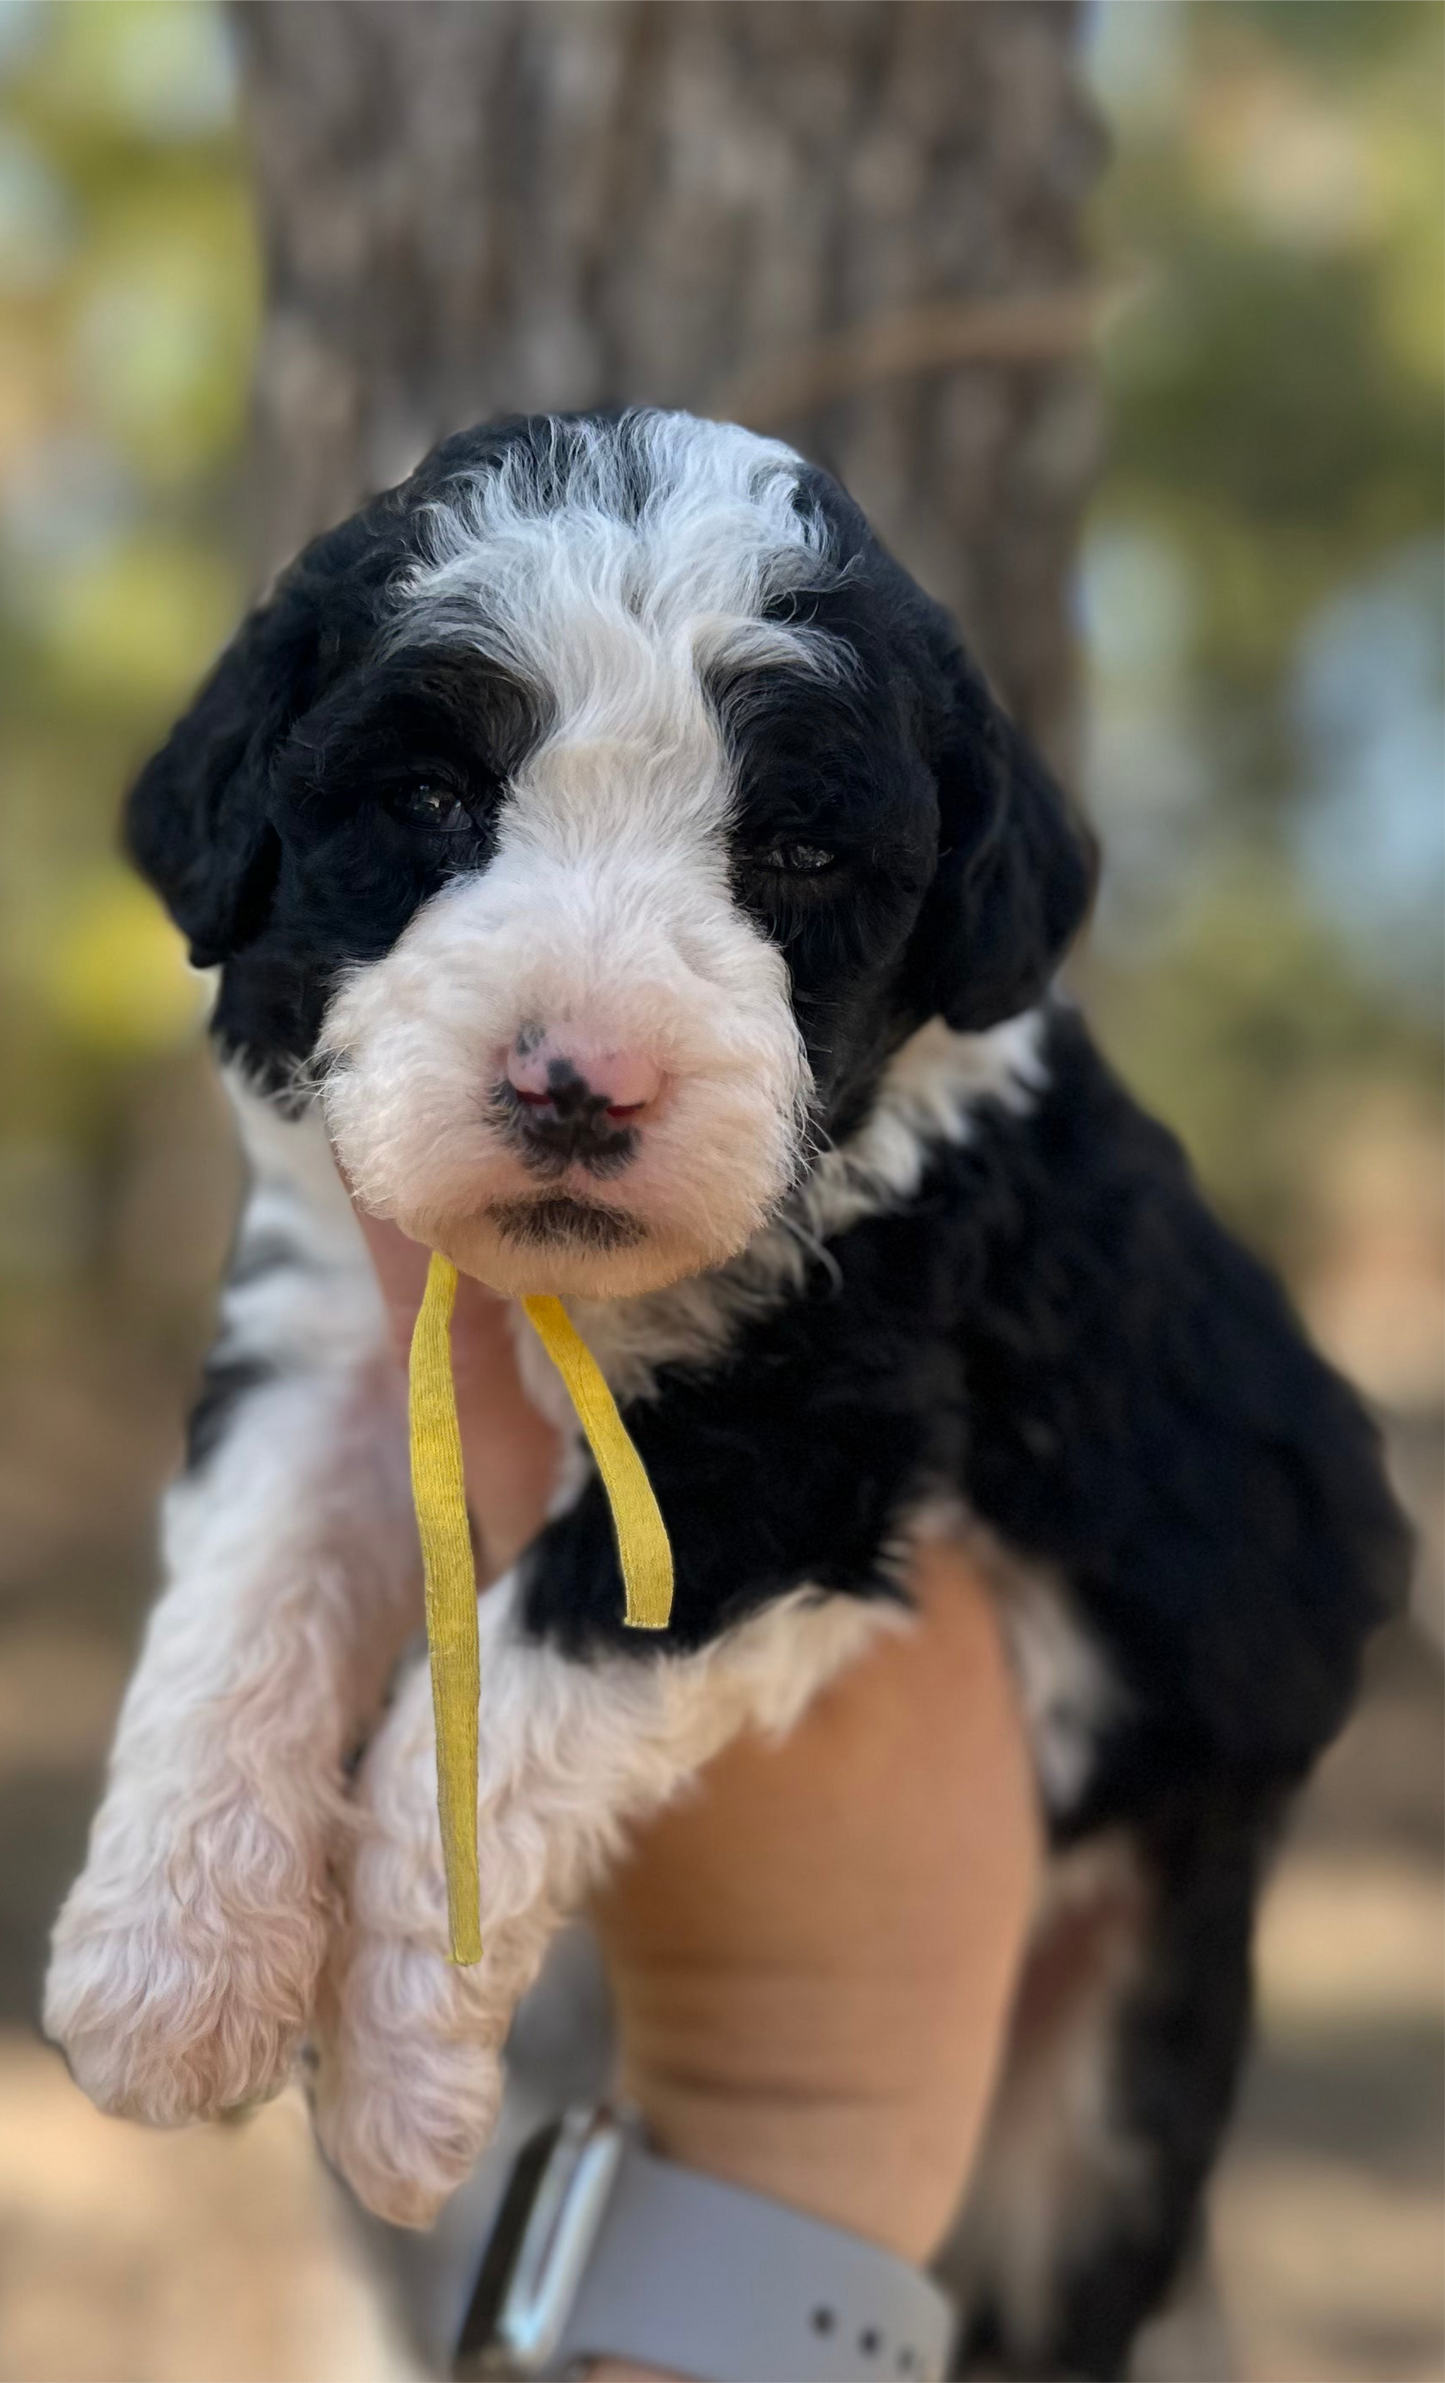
[455, 2106, 631, 2379]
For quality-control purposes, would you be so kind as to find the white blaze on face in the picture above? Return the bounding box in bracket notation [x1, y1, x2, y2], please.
[318, 414, 832, 1296]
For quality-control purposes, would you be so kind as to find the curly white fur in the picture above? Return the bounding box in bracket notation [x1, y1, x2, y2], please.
[312, 1574, 895, 2226]
[44, 1088, 420, 2123]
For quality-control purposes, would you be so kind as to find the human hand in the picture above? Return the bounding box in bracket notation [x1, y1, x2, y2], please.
[355, 1210, 1041, 2274]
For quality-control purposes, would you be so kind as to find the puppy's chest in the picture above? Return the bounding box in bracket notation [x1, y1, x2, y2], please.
[505, 1254, 799, 1439]
[504, 1280, 740, 1519]
[511, 1230, 967, 1569]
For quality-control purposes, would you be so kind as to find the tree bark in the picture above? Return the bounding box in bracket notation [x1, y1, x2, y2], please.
[235, 0, 1102, 770]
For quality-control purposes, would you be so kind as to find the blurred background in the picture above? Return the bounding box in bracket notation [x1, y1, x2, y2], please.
[0, 4, 1439, 2378]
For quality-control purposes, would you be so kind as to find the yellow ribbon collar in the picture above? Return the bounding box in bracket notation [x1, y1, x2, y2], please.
[408, 1251, 673, 1964]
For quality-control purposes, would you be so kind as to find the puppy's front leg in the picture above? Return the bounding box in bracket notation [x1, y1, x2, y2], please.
[46, 1107, 419, 2124]
[315, 1572, 888, 2226]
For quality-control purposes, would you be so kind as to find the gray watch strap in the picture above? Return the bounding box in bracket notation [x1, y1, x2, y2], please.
[551, 2133, 955, 2381]
[498, 2119, 955, 2383]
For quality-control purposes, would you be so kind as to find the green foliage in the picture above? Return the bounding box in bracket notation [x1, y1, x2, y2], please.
[1228, 0, 1427, 71]
[0, 1, 255, 1313]
[1086, 0, 1443, 1267]
[1086, 858, 1440, 1266]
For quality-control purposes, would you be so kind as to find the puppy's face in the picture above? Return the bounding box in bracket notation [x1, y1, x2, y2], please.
[130, 412, 1092, 1297]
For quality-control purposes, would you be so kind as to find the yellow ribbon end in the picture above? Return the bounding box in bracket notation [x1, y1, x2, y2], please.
[407, 1262, 676, 1968]
[521, 1296, 675, 1633]
[409, 1252, 483, 1967]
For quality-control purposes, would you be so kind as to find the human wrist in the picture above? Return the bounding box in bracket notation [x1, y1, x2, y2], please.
[590, 1549, 1042, 2267]
[599, 1967, 984, 2265]
[472, 2109, 957, 2383]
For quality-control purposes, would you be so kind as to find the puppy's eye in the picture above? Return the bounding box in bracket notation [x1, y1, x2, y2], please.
[758, 843, 835, 876]
[388, 780, 471, 834]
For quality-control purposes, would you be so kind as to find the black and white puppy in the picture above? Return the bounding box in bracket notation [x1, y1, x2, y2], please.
[46, 411, 1408, 2377]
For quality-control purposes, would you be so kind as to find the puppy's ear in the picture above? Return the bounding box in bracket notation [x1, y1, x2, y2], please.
[125, 579, 318, 967]
[909, 644, 1097, 1032]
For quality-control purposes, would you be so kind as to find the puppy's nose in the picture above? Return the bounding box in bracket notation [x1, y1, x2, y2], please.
[505, 1039, 663, 1122]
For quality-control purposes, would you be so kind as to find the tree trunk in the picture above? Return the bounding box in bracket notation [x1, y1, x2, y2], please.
[235, 0, 1102, 770]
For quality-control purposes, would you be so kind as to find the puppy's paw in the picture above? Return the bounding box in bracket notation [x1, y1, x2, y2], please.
[311, 1579, 630, 2224]
[310, 1936, 505, 2226]
[44, 1814, 329, 2125]
[308, 1668, 523, 2225]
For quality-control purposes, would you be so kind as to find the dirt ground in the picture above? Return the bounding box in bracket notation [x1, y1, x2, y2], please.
[0, 1140, 1439, 2383]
